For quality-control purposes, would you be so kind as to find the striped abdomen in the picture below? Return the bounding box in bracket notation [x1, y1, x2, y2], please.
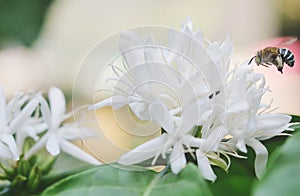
[279, 48, 295, 67]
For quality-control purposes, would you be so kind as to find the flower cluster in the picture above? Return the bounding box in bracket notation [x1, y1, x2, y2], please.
[90, 17, 294, 182]
[0, 86, 100, 191]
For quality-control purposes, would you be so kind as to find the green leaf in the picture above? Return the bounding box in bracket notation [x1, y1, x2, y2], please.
[209, 114, 300, 196]
[41, 163, 212, 196]
[40, 153, 93, 190]
[290, 115, 300, 129]
[0, 0, 53, 48]
[291, 115, 300, 123]
[252, 128, 300, 196]
[150, 164, 212, 196]
[209, 152, 256, 196]
[209, 135, 289, 196]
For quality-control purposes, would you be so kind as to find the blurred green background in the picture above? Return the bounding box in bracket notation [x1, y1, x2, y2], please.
[1, 0, 299, 48]
[0, 0, 52, 48]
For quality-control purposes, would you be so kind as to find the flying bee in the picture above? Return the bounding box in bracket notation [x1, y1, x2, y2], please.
[248, 47, 295, 73]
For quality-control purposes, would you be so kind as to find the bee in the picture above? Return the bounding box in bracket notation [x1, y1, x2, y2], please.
[248, 47, 295, 73]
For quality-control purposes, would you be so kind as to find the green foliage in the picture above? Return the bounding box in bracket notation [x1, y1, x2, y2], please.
[41, 163, 212, 196]
[38, 115, 300, 195]
[253, 127, 300, 196]
[0, 0, 52, 48]
[0, 153, 56, 195]
[209, 115, 299, 196]
[0, 139, 56, 195]
[1, 115, 298, 195]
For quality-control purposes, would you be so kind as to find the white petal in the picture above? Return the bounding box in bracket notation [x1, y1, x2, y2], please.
[119, 30, 146, 67]
[142, 46, 165, 64]
[8, 98, 39, 134]
[180, 16, 193, 32]
[31, 121, 48, 134]
[196, 150, 217, 182]
[255, 114, 292, 140]
[16, 121, 47, 151]
[0, 143, 12, 159]
[245, 115, 257, 133]
[16, 127, 27, 151]
[129, 102, 149, 120]
[118, 134, 167, 165]
[202, 126, 228, 152]
[169, 141, 186, 174]
[220, 34, 233, 61]
[24, 132, 50, 159]
[247, 86, 264, 109]
[49, 86, 66, 128]
[37, 95, 52, 126]
[182, 134, 205, 147]
[7, 93, 29, 115]
[257, 113, 291, 131]
[60, 140, 101, 165]
[227, 100, 249, 114]
[168, 26, 206, 66]
[89, 95, 128, 110]
[46, 133, 60, 156]
[60, 125, 99, 141]
[1, 134, 19, 160]
[179, 101, 203, 133]
[148, 102, 174, 132]
[179, 16, 204, 43]
[207, 43, 223, 65]
[236, 139, 247, 153]
[246, 138, 268, 179]
[0, 87, 7, 131]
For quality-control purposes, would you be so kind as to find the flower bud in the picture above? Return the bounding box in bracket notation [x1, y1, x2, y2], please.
[0, 164, 15, 179]
[27, 165, 41, 192]
[11, 174, 26, 188]
[17, 159, 31, 177]
[0, 173, 7, 180]
[40, 156, 56, 174]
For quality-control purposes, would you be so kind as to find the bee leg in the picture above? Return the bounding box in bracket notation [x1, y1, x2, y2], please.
[261, 63, 269, 68]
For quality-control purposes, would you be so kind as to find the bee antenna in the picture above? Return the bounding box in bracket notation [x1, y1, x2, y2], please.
[248, 56, 256, 65]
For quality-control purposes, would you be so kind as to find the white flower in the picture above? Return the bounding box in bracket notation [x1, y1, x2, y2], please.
[90, 60, 213, 174]
[4, 91, 48, 151]
[180, 20, 293, 179]
[118, 99, 212, 174]
[90, 17, 293, 181]
[0, 88, 40, 161]
[222, 63, 293, 178]
[15, 117, 47, 151]
[25, 86, 101, 165]
[90, 17, 228, 180]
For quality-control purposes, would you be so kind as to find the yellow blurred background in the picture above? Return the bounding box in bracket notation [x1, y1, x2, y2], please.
[0, 0, 300, 163]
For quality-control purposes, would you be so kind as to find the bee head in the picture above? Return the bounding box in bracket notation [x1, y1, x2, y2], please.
[255, 55, 262, 65]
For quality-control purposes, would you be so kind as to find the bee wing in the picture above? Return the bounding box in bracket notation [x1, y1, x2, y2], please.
[278, 36, 298, 46]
